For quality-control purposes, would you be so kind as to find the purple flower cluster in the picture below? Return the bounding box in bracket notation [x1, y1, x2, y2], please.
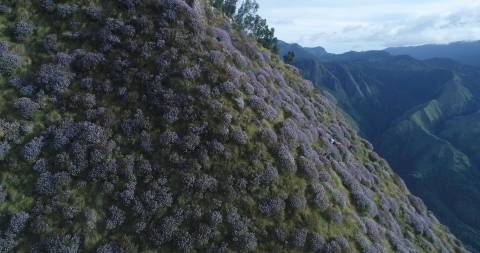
[106, 205, 126, 230]
[355, 233, 379, 253]
[13, 21, 33, 41]
[209, 50, 226, 65]
[230, 127, 247, 145]
[7, 211, 30, 235]
[326, 207, 343, 224]
[248, 95, 277, 120]
[387, 232, 410, 253]
[311, 183, 329, 210]
[35, 172, 71, 195]
[15, 97, 39, 119]
[23, 137, 44, 162]
[56, 3, 78, 18]
[182, 65, 200, 80]
[289, 193, 307, 210]
[118, 0, 137, 10]
[260, 164, 279, 184]
[39, 0, 55, 12]
[276, 145, 297, 174]
[142, 178, 173, 212]
[159, 130, 179, 146]
[292, 229, 307, 249]
[36, 64, 75, 94]
[0, 49, 20, 76]
[32, 234, 80, 253]
[75, 52, 106, 72]
[259, 197, 285, 216]
[298, 156, 319, 181]
[210, 211, 223, 226]
[42, 34, 58, 52]
[309, 232, 325, 252]
[226, 208, 258, 251]
[324, 236, 350, 253]
[96, 243, 122, 253]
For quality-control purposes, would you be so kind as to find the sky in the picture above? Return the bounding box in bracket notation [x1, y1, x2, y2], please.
[255, 0, 480, 53]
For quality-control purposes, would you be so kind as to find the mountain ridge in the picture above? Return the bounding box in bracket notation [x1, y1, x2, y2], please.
[385, 41, 480, 67]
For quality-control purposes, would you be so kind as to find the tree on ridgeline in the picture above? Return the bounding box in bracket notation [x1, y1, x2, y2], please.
[234, 0, 259, 30]
[211, 0, 278, 52]
[284, 51, 295, 64]
[224, 0, 238, 17]
[212, 0, 224, 9]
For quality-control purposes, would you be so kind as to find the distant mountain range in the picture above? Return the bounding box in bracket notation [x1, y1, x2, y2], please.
[279, 40, 480, 67]
[386, 41, 480, 67]
[279, 41, 480, 251]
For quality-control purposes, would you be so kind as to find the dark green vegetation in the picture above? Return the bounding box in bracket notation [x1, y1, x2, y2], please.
[279, 41, 480, 251]
[212, 0, 238, 17]
[283, 51, 295, 64]
[386, 41, 480, 68]
[212, 0, 278, 52]
[0, 0, 467, 252]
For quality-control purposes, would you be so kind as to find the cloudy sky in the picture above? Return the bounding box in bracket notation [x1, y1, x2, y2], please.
[255, 0, 480, 53]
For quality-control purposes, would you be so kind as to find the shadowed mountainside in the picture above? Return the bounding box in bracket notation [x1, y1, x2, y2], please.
[279, 41, 480, 251]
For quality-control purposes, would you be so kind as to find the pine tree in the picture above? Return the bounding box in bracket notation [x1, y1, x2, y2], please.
[284, 51, 295, 64]
[212, 0, 224, 10]
[223, 0, 238, 17]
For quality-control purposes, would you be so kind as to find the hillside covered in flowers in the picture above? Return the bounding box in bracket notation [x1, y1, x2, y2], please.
[0, 0, 468, 252]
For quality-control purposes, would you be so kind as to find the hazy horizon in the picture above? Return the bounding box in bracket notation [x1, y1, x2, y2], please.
[256, 0, 480, 53]
[282, 39, 480, 54]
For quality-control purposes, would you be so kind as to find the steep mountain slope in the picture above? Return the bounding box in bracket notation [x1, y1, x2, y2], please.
[386, 41, 480, 67]
[0, 0, 467, 252]
[279, 42, 480, 251]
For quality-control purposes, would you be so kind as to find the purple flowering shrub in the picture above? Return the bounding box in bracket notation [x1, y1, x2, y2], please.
[12, 21, 33, 41]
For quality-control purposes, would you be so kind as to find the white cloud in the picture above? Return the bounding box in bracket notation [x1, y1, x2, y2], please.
[255, 0, 480, 53]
